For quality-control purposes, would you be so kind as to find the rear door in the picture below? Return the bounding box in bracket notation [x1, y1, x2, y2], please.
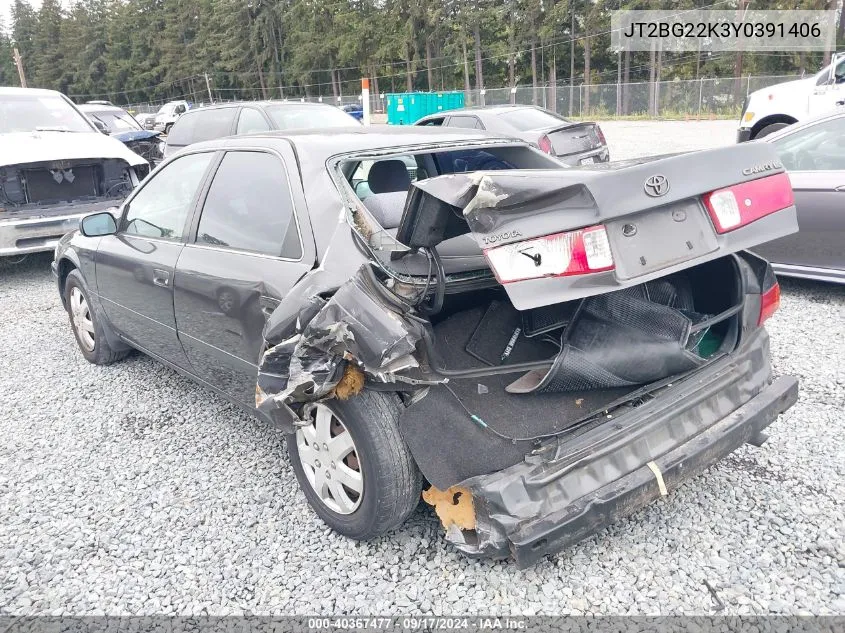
[95, 151, 216, 366]
[173, 148, 315, 405]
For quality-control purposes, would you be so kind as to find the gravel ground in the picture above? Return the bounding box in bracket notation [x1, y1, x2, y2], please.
[1, 121, 843, 616]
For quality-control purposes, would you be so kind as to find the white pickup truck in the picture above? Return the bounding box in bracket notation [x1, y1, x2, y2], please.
[737, 53, 845, 142]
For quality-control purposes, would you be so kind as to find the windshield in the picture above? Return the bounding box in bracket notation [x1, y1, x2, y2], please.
[89, 110, 142, 132]
[158, 104, 176, 114]
[265, 104, 358, 129]
[497, 108, 570, 131]
[0, 94, 94, 133]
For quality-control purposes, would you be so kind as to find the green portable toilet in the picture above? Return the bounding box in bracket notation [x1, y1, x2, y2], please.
[386, 91, 465, 125]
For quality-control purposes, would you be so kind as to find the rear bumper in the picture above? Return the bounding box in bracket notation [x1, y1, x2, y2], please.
[737, 127, 753, 143]
[0, 200, 118, 256]
[454, 329, 798, 567]
[556, 145, 610, 166]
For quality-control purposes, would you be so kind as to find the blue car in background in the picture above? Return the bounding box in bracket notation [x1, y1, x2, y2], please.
[341, 103, 364, 121]
[79, 103, 163, 167]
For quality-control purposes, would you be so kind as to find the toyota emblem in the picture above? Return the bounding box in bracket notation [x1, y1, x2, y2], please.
[644, 174, 670, 197]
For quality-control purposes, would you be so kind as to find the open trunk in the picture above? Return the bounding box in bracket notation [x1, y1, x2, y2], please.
[400, 255, 742, 488]
[256, 139, 799, 564]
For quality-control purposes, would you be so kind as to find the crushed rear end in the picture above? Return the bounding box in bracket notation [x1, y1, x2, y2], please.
[257, 141, 799, 565]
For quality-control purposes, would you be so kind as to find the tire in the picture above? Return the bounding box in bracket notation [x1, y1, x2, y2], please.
[754, 122, 790, 139]
[287, 389, 423, 540]
[64, 269, 130, 365]
[164, 124, 172, 135]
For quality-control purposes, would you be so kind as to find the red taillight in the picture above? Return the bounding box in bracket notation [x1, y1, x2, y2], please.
[595, 125, 606, 145]
[484, 225, 614, 284]
[758, 282, 781, 326]
[538, 134, 552, 154]
[702, 172, 794, 234]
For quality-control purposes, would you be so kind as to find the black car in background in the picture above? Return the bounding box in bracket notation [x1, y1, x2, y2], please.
[415, 105, 609, 166]
[162, 101, 360, 158]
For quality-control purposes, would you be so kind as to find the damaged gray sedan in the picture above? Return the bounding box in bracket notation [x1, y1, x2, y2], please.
[52, 126, 799, 566]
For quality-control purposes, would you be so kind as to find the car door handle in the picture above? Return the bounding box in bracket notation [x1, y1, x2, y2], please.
[259, 295, 281, 318]
[152, 269, 170, 287]
[835, 185, 845, 192]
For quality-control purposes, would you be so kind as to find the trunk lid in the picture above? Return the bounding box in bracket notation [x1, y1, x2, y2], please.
[540, 121, 604, 157]
[397, 142, 798, 310]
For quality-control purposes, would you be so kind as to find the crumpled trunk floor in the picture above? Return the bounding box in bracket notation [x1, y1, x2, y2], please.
[399, 305, 633, 489]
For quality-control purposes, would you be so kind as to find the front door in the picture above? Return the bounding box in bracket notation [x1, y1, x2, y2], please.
[173, 149, 315, 404]
[95, 151, 216, 366]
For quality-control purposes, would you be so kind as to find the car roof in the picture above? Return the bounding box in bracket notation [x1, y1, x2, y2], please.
[0, 86, 64, 97]
[184, 100, 344, 112]
[186, 125, 512, 158]
[419, 105, 542, 120]
[78, 104, 128, 113]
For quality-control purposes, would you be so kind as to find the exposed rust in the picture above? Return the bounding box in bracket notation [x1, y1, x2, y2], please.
[422, 485, 476, 531]
[332, 364, 365, 400]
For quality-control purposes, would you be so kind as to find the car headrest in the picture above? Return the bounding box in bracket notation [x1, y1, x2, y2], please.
[368, 159, 411, 194]
[362, 192, 408, 229]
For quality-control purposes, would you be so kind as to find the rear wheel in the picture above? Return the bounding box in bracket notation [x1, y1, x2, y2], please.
[287, 390, 422, 539]
[65, 269, 130, 365]
[754, 122, 790, 139]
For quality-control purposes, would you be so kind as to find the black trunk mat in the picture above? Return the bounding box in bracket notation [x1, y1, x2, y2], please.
[400, 304, 633, 488]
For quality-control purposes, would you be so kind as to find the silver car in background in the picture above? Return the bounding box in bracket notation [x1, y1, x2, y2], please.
[752, 111, 845, 284]
[415, 105, 609, 166]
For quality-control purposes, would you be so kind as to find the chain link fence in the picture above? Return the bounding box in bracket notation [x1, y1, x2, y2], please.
[124, 74, 802, 120]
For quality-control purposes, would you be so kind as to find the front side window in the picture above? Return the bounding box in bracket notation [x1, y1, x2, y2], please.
[237, 108, 271, 135]
[195, 151, 301, 258]
[770, 116, 845, 171]
[124, 152, 214, 240]
[448, 116, 481, 129]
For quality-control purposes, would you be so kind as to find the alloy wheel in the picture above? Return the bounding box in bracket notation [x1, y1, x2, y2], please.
[69, 287, 96, 352]
[296, 403, 364, 514]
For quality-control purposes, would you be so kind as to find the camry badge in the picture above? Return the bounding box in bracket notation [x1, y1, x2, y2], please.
[644, 174, 670, 197]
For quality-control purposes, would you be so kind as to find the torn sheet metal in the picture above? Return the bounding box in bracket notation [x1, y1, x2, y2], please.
[256, 266, 423, 431]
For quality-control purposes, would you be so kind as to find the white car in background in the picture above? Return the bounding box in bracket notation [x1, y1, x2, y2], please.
[737, 53, 845, 141]
[0, 87, 148, 259]
[152, 100, 191, 134]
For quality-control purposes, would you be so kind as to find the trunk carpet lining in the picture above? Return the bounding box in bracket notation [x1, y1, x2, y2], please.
[399, 304, 632, 488]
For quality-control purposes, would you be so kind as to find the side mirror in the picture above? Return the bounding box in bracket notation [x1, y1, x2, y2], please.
[93, 119, 110, 134]
[80, 212, 117, 237]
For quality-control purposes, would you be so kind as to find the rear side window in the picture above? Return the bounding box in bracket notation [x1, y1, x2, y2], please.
[195, 151, 301, 258]
[448, 116, 482, 129]
[236, 108, 271, 134]
[167, 108, 237, 147]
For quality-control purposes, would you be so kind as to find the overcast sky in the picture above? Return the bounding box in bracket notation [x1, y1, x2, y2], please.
[1, 0, 44, 30]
